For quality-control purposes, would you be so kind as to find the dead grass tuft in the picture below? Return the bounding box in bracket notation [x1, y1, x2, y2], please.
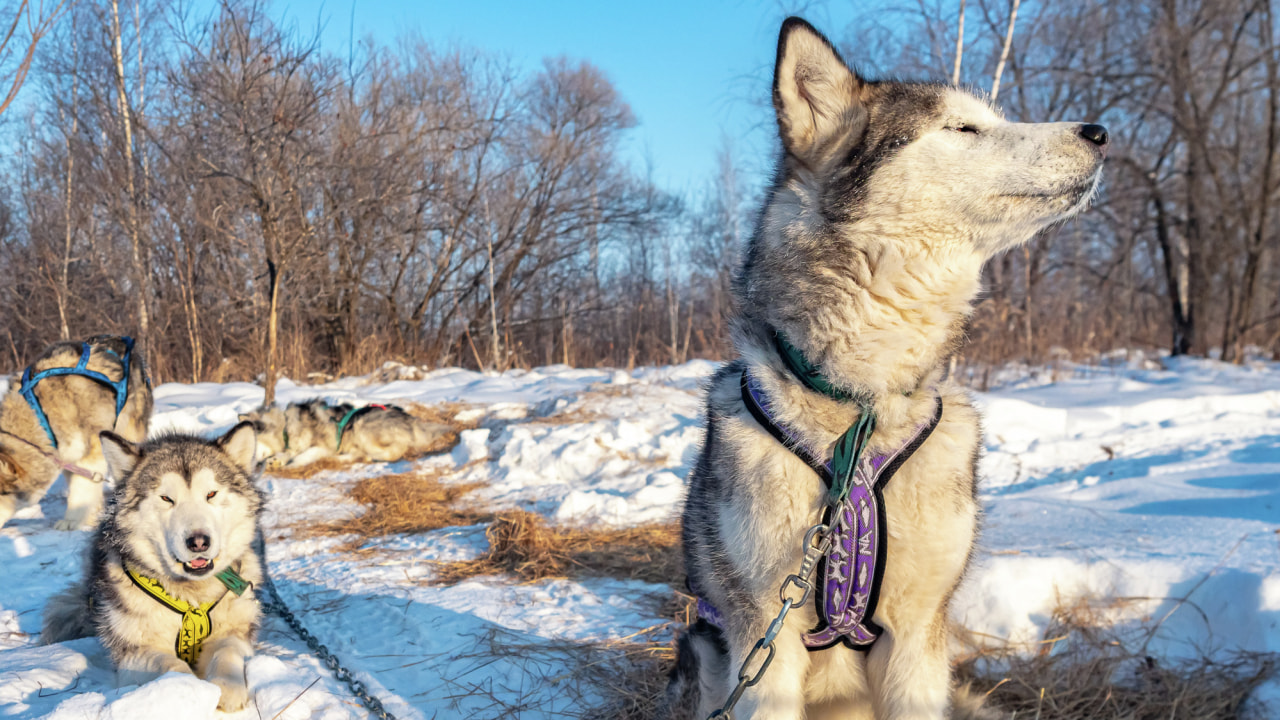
[401, 401, 478, 430]
[316, 470, 492, 547]
[954, 597, 1277, 720]
[454, 592, 1278, 720]
[264, 456, 359, 479]
[432, 510, 682, 586]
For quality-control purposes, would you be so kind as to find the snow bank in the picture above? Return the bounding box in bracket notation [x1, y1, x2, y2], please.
[5, 356, 1280, 717]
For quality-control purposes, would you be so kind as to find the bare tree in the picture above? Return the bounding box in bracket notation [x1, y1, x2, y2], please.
[0, 0, 68, 116]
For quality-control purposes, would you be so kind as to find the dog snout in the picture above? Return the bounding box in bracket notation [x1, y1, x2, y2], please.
[1079, 123, 1109, 153]
[185, 532, 211, 553]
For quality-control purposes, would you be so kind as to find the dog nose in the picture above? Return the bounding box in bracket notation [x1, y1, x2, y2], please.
[1079, 123, 1109, 148]
[186, 532, 210, 553]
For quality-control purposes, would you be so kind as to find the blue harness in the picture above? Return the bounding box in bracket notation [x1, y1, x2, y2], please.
[19, 336, 141, 448]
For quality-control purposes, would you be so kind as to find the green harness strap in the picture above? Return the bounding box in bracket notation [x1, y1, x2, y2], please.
[335, 406, 362, 450]
[773, 332, 877, 503]
[124, 564, 252, 666]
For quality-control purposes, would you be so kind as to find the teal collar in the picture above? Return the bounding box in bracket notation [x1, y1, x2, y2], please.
[773, 332, 858, 404]
[770, 330, 876, 504]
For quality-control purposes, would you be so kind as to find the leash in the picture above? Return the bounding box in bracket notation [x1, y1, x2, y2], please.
[250, 528, 398, 720]
[0, 429, 106, 483]
[704, 332, 942, 720]
[257, 576, 399, 720]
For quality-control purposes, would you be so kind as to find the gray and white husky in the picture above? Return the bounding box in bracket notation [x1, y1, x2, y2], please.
[242, 399, 455, 468]
[0, 336, 153, 530]
[41, 422, 265, 712]
[667, 18, 1106, 720]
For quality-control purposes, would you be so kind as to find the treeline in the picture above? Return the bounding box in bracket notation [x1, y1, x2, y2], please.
[0, 0, 741, 391]
[0, 0, 1276, 391]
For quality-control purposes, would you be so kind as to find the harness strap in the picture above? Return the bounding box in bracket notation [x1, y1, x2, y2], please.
[122, 563, 251, 667]
[700, 356, 941, 651]
[334, 403, 395, 450]
[125, 566, 223, 666]
[18, 337, 138, 449]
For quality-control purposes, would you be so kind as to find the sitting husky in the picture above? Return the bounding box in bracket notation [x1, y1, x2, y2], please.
[667, 18, 1107, 720]
[42, 422, 264, 711]
[243, 399, 454, 467]
[0, 335, 153, 530]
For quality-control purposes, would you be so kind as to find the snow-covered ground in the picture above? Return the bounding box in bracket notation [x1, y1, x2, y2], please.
[3, 356, 1280, 718]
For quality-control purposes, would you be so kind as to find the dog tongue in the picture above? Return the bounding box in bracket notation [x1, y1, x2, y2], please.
[188, 557, 210, 569]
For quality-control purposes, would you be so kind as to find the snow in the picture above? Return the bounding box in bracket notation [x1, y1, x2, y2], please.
[4, 356, 1280, 717]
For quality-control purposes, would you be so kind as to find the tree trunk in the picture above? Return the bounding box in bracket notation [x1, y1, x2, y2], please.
[990, 0, 1021, 102]
[110, 0, 150, 368]
[57, 12, 78, 341]
[952, 0, 966, 85]
[264, 259, 281, 405]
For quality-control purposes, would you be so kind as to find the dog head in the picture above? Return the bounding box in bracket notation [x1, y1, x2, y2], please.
[100, 422, 262, 582]
[761, 17, 1106, 259]
[239, 406, 286, 463]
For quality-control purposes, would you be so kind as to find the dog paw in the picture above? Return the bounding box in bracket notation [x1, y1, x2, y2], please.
[213, 678, 250, 712]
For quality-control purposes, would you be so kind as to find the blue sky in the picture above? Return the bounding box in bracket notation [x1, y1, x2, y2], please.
[252, 0, 866, 194]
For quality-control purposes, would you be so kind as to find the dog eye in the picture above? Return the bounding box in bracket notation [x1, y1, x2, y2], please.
[160, 495, 174, 505]
[947, 125, 980, 134]
[206, 491, 218, 501]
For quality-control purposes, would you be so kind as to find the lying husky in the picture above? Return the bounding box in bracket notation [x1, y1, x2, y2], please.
[667, 18, 1107, 720]
[42, 422, 264, 712]
[243, 399, 455, 467]
[0, 335, 153, 530]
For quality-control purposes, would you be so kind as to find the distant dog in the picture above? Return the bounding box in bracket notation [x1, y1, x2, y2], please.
[668, 18, 1106, 720]
[0, 335, 152, 530]
[41, 422, 264, 712]
[242, 399, 455, 467]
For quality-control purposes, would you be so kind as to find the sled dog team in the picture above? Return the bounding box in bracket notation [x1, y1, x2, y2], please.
[3, 17, 1106, 720]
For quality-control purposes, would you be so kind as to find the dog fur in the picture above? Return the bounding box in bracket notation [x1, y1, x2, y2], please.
[666, 17, 1106, 720]
[41, 422, 265, 712]
[0, 336, 153, 530]
[241, 399, 455, 468]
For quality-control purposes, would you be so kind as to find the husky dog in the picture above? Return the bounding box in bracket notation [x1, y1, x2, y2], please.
[241, 399, 455, 467]
[42, 422, 264, 712]
[667, 18, 1107, 720]
[0, 336, 153, 530]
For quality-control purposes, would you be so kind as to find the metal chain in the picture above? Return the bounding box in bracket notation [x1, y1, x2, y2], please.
[258, 577, 399, 720]
[707, 522, 832, 720]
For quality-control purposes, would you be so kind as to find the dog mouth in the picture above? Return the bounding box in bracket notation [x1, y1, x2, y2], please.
[181, 556, 215, 576]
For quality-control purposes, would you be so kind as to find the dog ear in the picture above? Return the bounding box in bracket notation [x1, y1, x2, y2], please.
[218, 421, 258, 473]
[773, 17, 865, 169]
[100, 432, 141, 481]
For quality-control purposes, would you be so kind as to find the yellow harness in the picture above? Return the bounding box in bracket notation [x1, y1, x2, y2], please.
[124, 564, 249, 666]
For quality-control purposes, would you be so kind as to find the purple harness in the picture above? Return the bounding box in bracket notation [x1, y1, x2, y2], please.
[696, 371, 942, 652]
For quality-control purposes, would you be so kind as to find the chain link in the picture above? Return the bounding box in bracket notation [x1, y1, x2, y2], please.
[258, 577, 398, 720]
[706, 522, 832, 720]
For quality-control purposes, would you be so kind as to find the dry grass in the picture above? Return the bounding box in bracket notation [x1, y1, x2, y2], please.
[265, 456, 359, 479]
[432, 510, 682, 586]
[400, 400, 478, 430]
[955, 598, 1277, 719]
[313, 470, 492, 548]
[452, 593, 1277, 720]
